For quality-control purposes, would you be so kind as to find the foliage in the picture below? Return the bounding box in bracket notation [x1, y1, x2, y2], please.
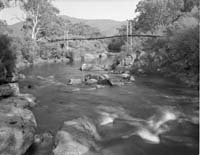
[10, 36, 40, 64]
[109, 0, 199, 87]
[107, 38, 125, 53]
[134, 0, 184, 32]
[130, 0, 199, 86]
[21, 0, 59, 40]
[134, 0, 199, 33]
[0, 34, 16, 83]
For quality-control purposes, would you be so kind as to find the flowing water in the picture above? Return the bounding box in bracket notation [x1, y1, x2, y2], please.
[19, 62, 199, 155]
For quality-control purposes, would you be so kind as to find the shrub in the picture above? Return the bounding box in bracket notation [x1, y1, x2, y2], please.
[21, 38, 40, 63]
[138, 15, 199, 86]
[0, 35, 16, 83]
[108, 38, 125, 53]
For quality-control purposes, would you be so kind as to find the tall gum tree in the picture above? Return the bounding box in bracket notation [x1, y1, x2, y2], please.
[21, 0, 59, 40]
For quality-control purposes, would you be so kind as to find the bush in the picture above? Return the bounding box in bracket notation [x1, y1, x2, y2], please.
[21, 38, 40, 63]
[38, 42, 60, 60]
[0, 35, 16, 83]
[108, 38, 125, 53]
[138, 15, 199, 86]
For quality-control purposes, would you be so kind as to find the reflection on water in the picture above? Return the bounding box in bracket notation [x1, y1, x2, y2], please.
[20, 62, 199, 155]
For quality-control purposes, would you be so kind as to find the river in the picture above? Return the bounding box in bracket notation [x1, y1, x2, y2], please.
[19, 62, 199, 155]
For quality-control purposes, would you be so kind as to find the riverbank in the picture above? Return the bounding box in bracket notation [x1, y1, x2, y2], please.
[0, 82, 37, 155]
[110, 51, 199, 89]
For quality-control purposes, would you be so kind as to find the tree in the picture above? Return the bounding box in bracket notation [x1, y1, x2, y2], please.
[132, 0, 199, 86]
[21, 0, 59, 40]
[108, 38, 125, 53]
[134, 0, 184, 32]
[0, 35, 16, 83]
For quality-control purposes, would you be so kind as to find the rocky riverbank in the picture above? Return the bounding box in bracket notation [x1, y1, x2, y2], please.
[0, 82, 37, 155]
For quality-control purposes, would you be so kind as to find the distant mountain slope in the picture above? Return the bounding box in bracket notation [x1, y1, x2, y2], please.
[8, 15, 126, 37]
[8, 22, 24, 37]
[61, 15, 126, 36]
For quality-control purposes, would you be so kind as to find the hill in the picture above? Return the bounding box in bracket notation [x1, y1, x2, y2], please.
[8, 15, 126, 37]
[61, 15, 126, 36]
[8, 22, 24, 37]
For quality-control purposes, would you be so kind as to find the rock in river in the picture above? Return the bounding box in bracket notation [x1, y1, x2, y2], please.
[0, 101, 37, 155]
[80, 64, 104, 71]
[85, 79, 98, 85]
[80, 63, 93, 71]
[130, 76, 135, 82]
[121, 73, 130, 79]
[68, 79, 82, 85]
[85, 74, 112, 86]
[53, 116, 101, 155]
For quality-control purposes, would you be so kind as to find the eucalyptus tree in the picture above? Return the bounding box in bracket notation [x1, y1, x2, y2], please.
[21, 0, 60, 40]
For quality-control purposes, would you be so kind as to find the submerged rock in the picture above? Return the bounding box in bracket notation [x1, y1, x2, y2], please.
[0, 103, 37, 155]
[130, 76, 135, 82]
[95, 85, 105, 89]
[80, 64, 104, 71]
[121, 73, 130, 79]
[110, 81, 124, 87]
[85, 79, 98, 85]
[84, 74, 112, 86]
[68, 79, 82, 85]
[53, 117, 101, 155]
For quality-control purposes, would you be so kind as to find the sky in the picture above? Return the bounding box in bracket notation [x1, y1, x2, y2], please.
[0, 6, 26, 25]
[52, 0, 140, 21]
[0, 0, 140, 25]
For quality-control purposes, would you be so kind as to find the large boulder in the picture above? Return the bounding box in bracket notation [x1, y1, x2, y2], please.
[0, 102, 37, 155]
[53, 117, 101, 155]
[130, 76, 135, 82]
[24, 132, 53, 155]
[84, 74, 112, 86]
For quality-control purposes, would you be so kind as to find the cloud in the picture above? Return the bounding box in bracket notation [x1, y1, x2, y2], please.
[53, 0, 140, 21]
